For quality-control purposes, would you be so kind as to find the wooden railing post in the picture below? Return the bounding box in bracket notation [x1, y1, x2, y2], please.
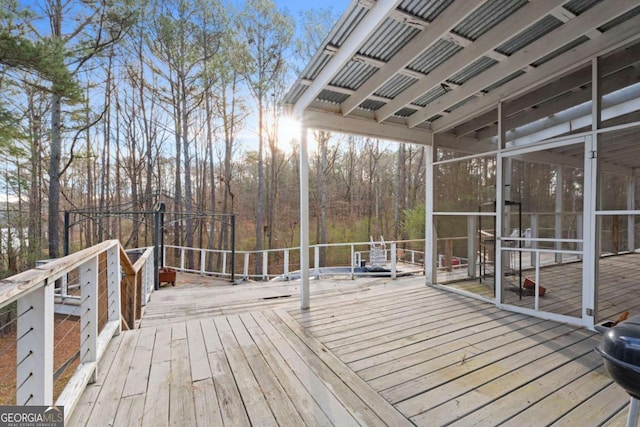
[80, 256, 99, 383]
[16, 282, 54, 405]
[106, 245, 121, 336]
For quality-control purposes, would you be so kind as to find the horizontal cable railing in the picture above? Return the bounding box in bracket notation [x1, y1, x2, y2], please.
[0, 240, 155, 422]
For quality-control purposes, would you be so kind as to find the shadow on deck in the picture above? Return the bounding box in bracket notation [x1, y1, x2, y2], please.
[70, 276, 630, 426]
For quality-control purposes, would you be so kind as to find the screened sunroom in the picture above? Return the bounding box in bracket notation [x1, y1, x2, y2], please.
[284, 0, 640, 330]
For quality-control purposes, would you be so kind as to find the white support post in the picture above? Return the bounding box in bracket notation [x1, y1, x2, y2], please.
[200, 250, 206, 276]
[425, 142, 436, 284]
[530, 214, 539, 268]
[583, 134, 597, 328]
[262, 252, 268, 281]
[467, 215, 477, 278]
[180, 248, 185, 271]
[80, 256, 99, 383]
[555, 165, 564, 264]
[16, 282, 54, 405]
[627, 176, 635, 252]
[105, 245, 121, 335]
[299, 125, 310, 309]
[496, 102, 506, 306]
[314, 246, 320, 280]
[243, 253, 250, 279]
[391, 242, 397, 279]
[284, 250, 289, 279]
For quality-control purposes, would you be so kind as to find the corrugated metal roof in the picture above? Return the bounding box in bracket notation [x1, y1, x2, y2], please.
[564, 0, 602, 16]
[317, 89, 349, 104]
[532, 36, 590, 67]
[327, 3, 369, 48]
[599, 5, 640, 32]
[448, 57, 498, 85]
[329, 61, 378, 90]
[496, 16, 563, 56]
[375, 74, 419, 99]
[452, 0, 527, 41]
[408, 39, 463, 74]
[396, 107, 418, 117]
[303, 53, 333, 82]
[359, 18, 421, 62]
[284, 0, 640, 139]
[397, 0, 453, 21]
[484, 70, 526, 93]
[359, 99, 386, 111]
[413, 85, 448, 107]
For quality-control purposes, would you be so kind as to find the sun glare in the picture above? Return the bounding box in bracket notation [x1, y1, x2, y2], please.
[278, 116, 301, 153]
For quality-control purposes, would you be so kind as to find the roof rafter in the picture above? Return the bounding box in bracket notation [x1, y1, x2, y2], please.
[291, 0, 402, 116]
[375, 0, 567, 123]
[339, 0, 486, 116]
[407, 0, 639, 128]
[432, 10, 640, 133]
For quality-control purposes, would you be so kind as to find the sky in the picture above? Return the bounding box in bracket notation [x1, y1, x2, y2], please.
[273, 0, 350, 17]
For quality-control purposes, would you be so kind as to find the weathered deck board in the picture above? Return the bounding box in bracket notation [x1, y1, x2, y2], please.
[70, 276, 630, 426]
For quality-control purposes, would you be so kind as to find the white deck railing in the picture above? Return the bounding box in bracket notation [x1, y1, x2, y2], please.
[161, 239, 426, 281]
[0, 240, 154, 422]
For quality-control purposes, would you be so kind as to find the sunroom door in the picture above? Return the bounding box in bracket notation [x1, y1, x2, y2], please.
[499, 136, 590, 326]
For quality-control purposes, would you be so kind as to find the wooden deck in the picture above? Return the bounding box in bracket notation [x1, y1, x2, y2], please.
[70, 276, 630, 426]
[446, 252, 640, 323]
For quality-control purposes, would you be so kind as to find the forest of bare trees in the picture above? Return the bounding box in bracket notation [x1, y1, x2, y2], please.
[0, 0, 429, 278]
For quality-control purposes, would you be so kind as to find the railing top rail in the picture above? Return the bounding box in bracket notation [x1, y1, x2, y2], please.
[131, 247, 154, 272]
[0, 239, 120, 308]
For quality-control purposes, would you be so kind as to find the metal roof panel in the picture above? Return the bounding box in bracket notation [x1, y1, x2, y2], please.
[375, 74, 419, 99]
[408, 39, 463, 74]
[564, 0, 602, 16]
[496, 15, 563, 56]
[330, 61, 379, 90]
[359, 18, 421, 62]
[448, 56, 499, 85]
[397, 0, 454, 21]
[452, 0, 528, 41]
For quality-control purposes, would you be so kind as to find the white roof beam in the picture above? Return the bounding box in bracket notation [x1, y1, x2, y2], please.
[299, 78, 391, 104]
[377, 0, 566, 123]
[340, 0, 486, 116]
[550, 6, 602, 39]
[303, 108, 432, 145]
[454, 42, 640, 136]
[292, 0, 402, 116]
[432, 10, 640, 133]
[477, 66, 640, 140]
[407, 0, 638, 128]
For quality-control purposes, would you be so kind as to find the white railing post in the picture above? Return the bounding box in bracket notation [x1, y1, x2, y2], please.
[80, 256, 99, 383]
[180, 248, 185, 271]
[284, 250, 289, 280]
[350, 245, 355, 280]
[200, 250, 206, 276]
[531, 214, 539, 268]
[146, 256, 153, 302]
[106, 245, 121, 335]
[16, 282, 54, 405]
[222, 252, 227, 278]
[263, 252, 268, 281]
[314, 246, 320, 280]
[391, 242, 397, 280]
[243, 253, 250, 279]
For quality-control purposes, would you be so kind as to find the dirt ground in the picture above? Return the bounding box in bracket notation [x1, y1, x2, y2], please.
[0, 316, 80, 405]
